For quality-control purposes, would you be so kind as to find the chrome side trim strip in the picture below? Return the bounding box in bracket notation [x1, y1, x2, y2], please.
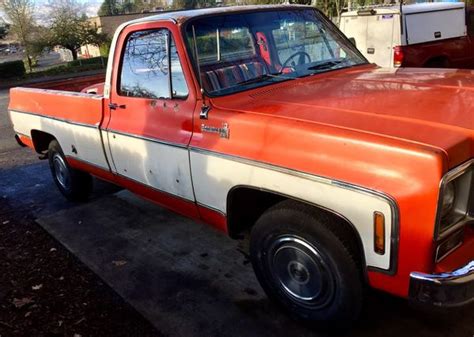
[15, 131, 31, 138]
[66, 155, 195, 204]
[106, 129, 188, 149]
[189, 146, 400, 275]
[66, 155, 110, 172]
[196, 201, 226, 216]
[9, 109, 99, 129]
[115, 172, 195, 203]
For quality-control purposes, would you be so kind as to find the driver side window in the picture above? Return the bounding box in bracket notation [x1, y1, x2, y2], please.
[119, 29, 189, 99]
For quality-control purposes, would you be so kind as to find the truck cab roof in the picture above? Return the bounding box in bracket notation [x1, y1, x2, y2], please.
[126, 4, 311, 26]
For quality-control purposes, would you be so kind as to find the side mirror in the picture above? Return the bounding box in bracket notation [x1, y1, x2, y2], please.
[348, 37, 357, 47]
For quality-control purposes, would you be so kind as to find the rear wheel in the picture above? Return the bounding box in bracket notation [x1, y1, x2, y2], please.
[250, 200, 363, 327]
[48, 140, 92, 201]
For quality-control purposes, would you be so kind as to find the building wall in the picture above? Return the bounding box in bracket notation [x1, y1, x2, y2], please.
[80, 44, 101, 58]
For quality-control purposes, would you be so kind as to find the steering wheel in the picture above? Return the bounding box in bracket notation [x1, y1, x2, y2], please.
[280, 51, 312, 71]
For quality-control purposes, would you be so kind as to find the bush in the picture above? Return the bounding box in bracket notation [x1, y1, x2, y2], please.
[23, 57, 39, 72]
[0, 60, 26, 79]
[99, 41, 111, 57]
[68, 56, 107, 68]
[28, 63, 105, 79]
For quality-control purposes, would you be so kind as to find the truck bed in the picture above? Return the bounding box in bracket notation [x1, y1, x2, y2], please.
[8, 75, 109, 170]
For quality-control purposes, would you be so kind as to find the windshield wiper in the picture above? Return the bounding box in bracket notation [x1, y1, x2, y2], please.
[238, 73, 292, 86]
[307, 60, 346, 72]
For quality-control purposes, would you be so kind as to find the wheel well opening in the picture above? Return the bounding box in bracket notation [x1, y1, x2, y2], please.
[227, 187, 366, 275]
[30, 130, 56, 154]
[227, 187, 285, 239]
[424, 56, 449, 68]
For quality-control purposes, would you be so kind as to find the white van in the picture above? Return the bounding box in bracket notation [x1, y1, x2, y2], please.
[339, 2, 468, 68]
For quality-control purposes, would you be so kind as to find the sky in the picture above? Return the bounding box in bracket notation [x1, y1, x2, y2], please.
[1, 0, 103, 23]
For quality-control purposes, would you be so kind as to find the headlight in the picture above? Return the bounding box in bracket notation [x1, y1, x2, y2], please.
[436, 161, 473, 238]
[440, 182, 455, 219]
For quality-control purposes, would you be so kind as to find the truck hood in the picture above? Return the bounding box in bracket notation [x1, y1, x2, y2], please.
[213, 65, 474, 168]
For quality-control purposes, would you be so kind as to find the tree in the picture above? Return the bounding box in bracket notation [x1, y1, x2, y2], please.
[98, 0, 119, 16]
[1, 0, 36, 69]
[97, 0, 118, 16]
[172, 0, 216, 9]
[98, 0, 144, 16]
[46, 2, 108, 60]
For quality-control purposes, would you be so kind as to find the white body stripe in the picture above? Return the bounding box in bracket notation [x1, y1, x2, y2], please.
[9, 111, 108, 169]
[10, 109, 394, 271]
[190, 151, 393, 271]
[107, 132, 195, 201]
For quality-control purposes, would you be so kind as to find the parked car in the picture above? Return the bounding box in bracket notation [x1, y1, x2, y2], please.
[8, 5, 474, 326]
[340, 2, 474, 68]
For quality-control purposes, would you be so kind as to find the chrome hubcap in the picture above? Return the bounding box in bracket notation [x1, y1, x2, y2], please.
[268, 236, 335, 308]
[53, 154, 70, 189]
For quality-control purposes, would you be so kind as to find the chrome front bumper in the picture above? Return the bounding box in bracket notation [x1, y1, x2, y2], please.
[409, 261, 474, 307]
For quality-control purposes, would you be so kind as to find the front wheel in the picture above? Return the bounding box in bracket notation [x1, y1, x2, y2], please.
[48, 140, 92, 201]
[250, 200, 363, 327]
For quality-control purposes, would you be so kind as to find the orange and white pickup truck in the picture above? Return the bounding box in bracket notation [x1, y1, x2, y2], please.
[8, 5, 474, 325]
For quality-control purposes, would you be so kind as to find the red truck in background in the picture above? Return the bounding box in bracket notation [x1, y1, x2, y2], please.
[8, 5, 474, 327]
[340, 2, 474, 68]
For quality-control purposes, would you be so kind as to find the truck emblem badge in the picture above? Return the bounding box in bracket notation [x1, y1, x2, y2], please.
[201, 123, 230, 139]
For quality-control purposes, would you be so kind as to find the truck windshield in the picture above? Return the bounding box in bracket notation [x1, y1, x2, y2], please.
[185, 8, 367, 96]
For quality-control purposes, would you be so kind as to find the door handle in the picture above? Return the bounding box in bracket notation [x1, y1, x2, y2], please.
[109, 103, 126, 110]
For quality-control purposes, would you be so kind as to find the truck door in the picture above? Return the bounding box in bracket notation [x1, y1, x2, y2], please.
[105, 23, 197, 206]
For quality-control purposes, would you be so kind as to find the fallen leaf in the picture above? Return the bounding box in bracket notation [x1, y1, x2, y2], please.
[24, 312, 31, 318]
[50, 248, 57, 252]
[112, 260, 127, 267]
[59, 276, 64, 281]
[2, 220, 9, 225]
[74, 317, 85, 325]
[78, 221, 82, 225]
[58, 320, 63, 327]
[32, 284, 43, 291]
[0, 321, 13, 329]
[12, 297, 34, 308]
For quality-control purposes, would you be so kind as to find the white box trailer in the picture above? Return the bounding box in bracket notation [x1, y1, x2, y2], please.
[339, 2, 467, 68]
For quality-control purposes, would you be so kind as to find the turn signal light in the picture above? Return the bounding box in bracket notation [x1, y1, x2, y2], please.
[374, 212, 385, 255]
[393, 46, 404, 67]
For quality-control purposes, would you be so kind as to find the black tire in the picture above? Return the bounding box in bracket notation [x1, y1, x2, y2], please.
[250, 200, 363, 327]
[48, 140, 92, 201]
